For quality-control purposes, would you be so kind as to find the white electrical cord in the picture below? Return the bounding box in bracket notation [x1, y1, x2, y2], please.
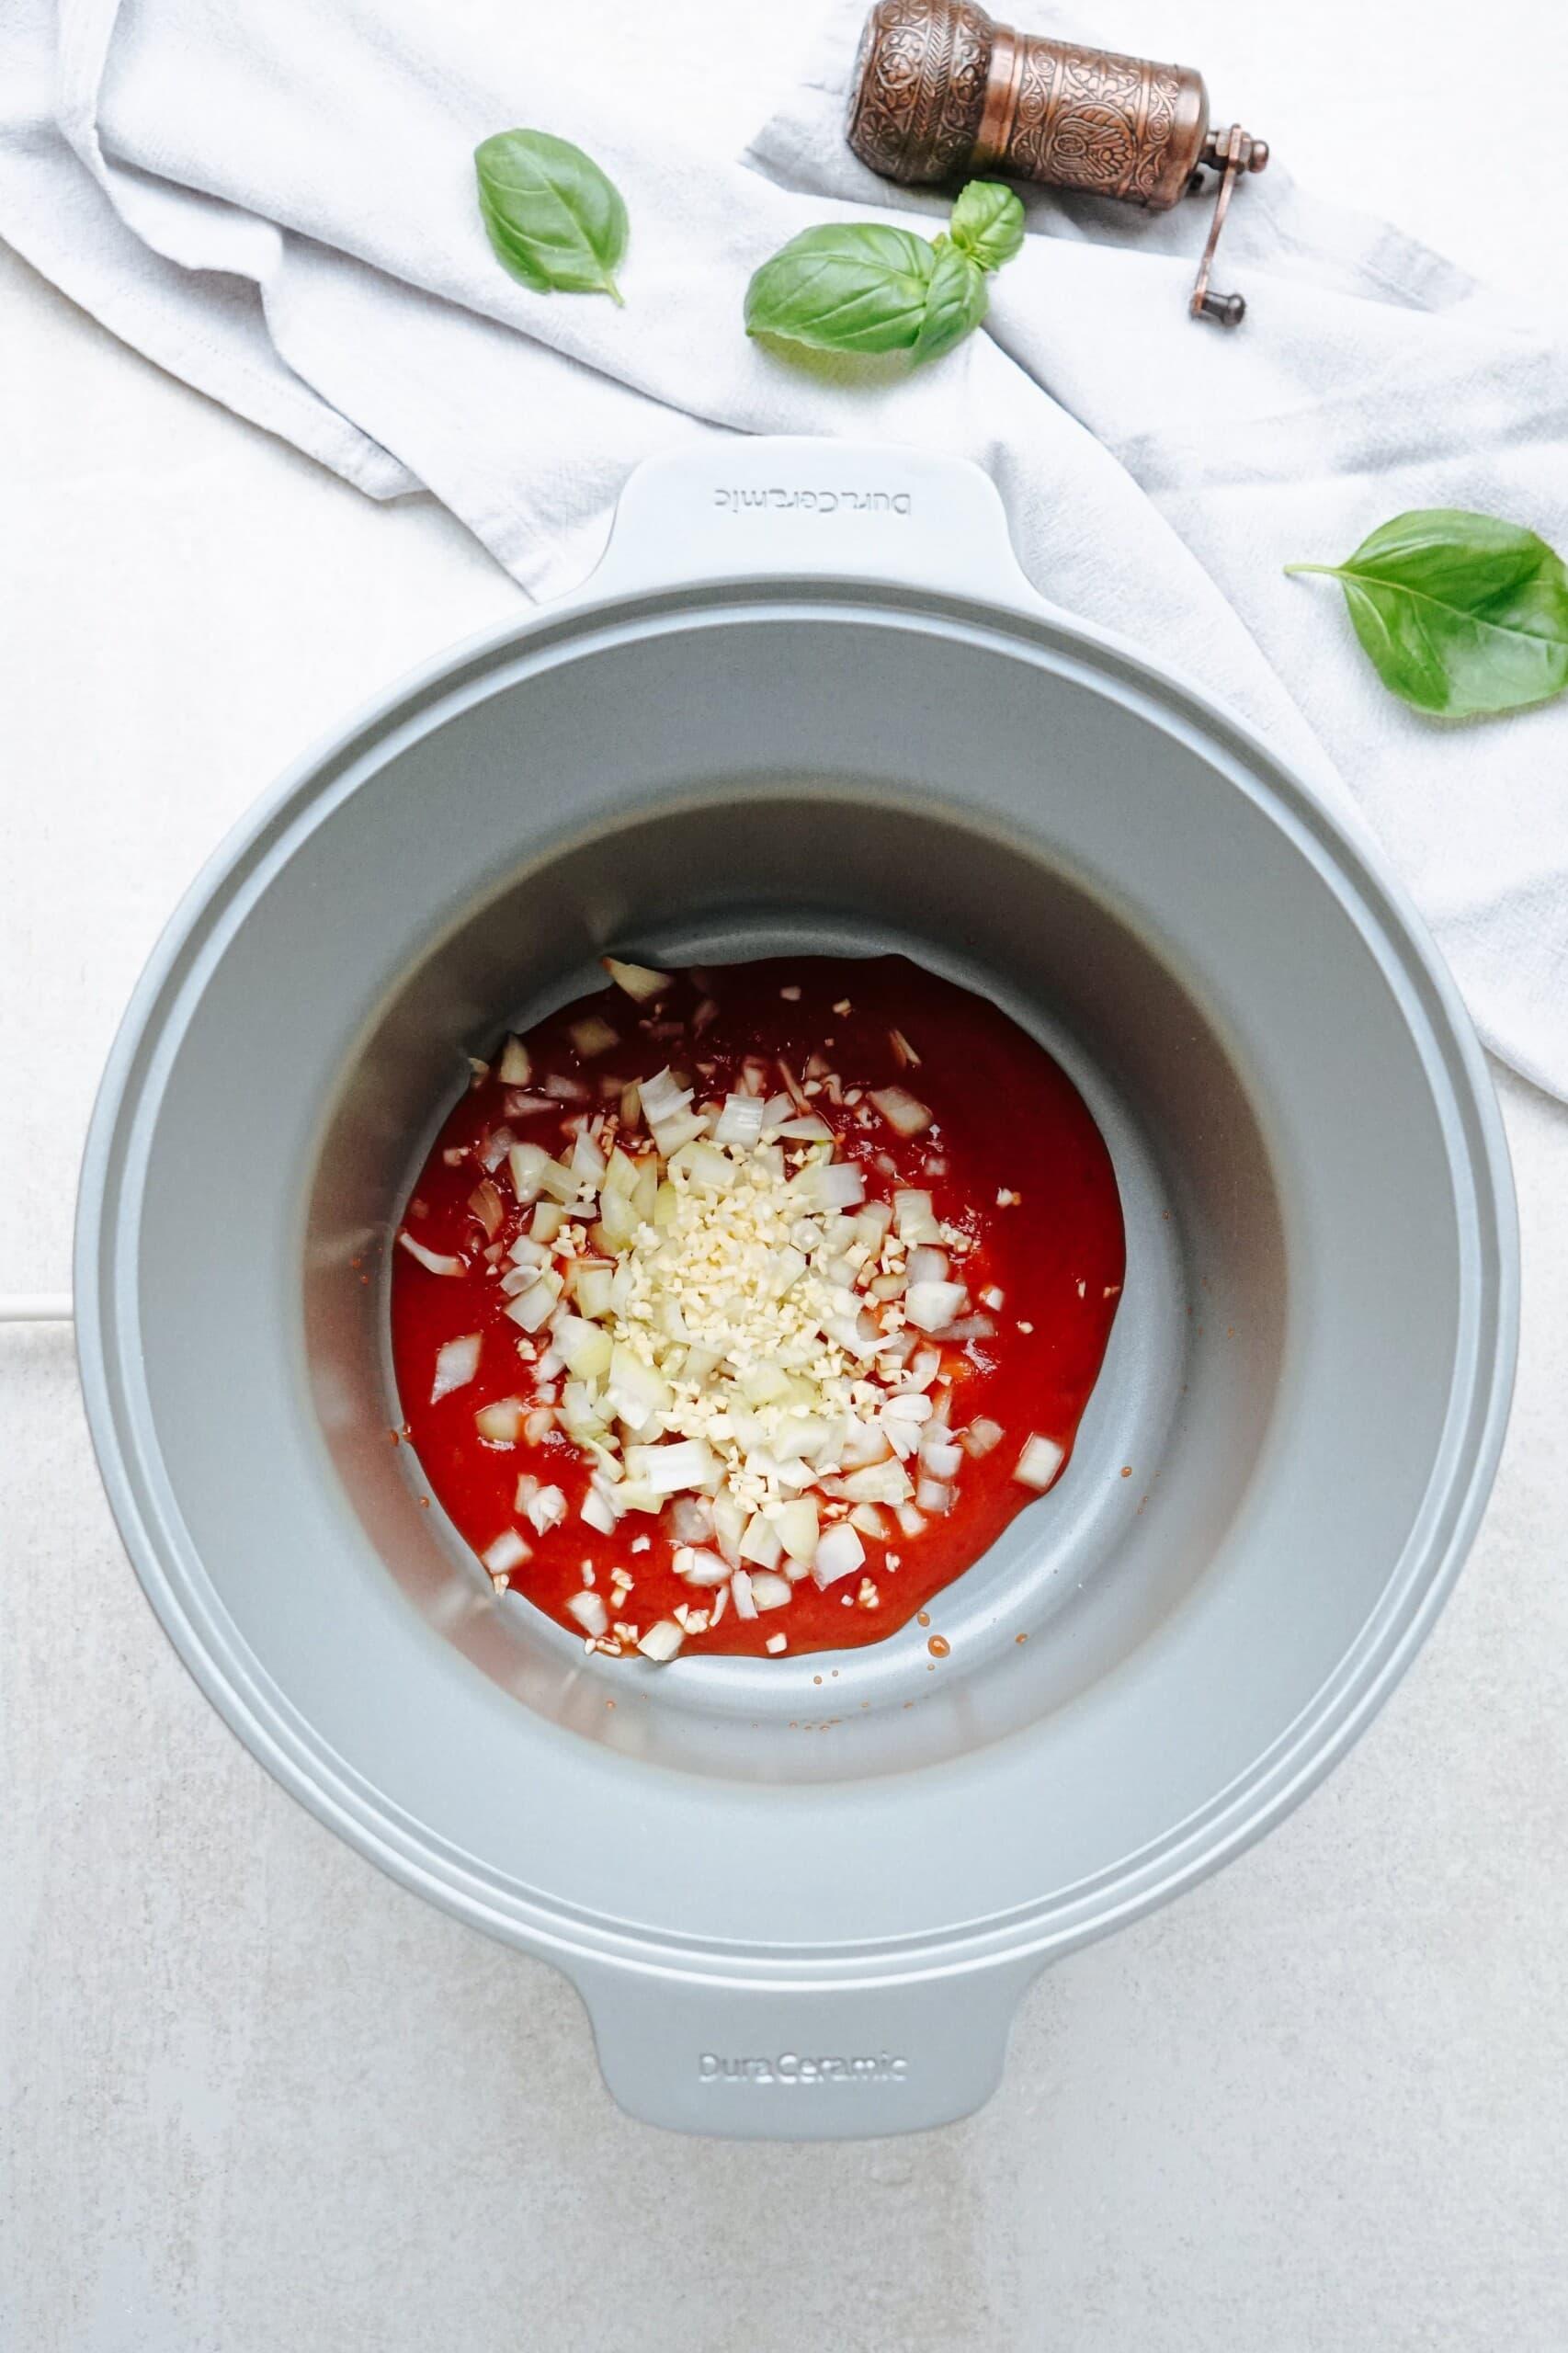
[0, 1294, 74, 1324]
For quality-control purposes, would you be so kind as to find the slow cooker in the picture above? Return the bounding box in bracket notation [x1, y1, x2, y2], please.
[76, 439, 1517, 2136]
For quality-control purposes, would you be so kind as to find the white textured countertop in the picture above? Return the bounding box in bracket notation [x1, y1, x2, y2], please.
[3, 5, 1566, 2347]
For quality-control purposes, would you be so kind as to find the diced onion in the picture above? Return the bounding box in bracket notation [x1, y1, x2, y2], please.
[498, 1036, 532, 1085]
[738, 1512, 783, 1571]
[639, 1066, 690, 1122]
[608, 1347, 673, 1428]
[580, 1487, 618, 1536]
[775, 1496, 820, 1565]
[649, 1108, 708, 1156]
[713, 1094, 766, 1148]
[482, 1529, 529, 1575]
[812, 1161, 866, 1211]
[904, 1280, 969, 1334]
[566, 1590, 608, 1637]
[475, 1397, 528, 1444]
[523, 1483, 568, 1535]
[602, 1147, 638, 1199]
[507, 1142, 551, 1205]
[918, 1438, 963, 1481]
[677, 1141, 736, 1192]
[706, 1496, 744, 1572]
[467, 1180, 505, 1239]
[915, 1477, 953, 1515]
[730, 1570, 757, 1620]
[667, 1495, 714, 1543]
[903, 1246, 949, 1288]
[937, 1314, 995, 1343]
[963, 1417, 1006, 1459]
[839, 1420, 892, 1471]
[603, 957, 673, 1003]
[812, 1524, 865, 1587]
[675, 1547, 732, 1586]
[569, 1015, 619, 1059]
[892, 1189, 941, 1244]
[557, 1314, 612, 1381]
[398, 1232, 466, 1278]
[854, 1201, 892, 1249]
[505, 1280, 559, 1335]
[624, 1438, 717, 1495]
[539, 1157, 583, 1204]
[430, 1332, 482, 1402]
[637, 1619, 685, 1661]
[597, 1189, 640, 1251]
[573, 1264, 615, 1321]
[748, 1571, 792, 1612]
[570, 1127, 608, 1187]
[1014, 1434, 1065, 1491]
[869, 1086, 933, 1138]
[835, 1460, 913, 1507]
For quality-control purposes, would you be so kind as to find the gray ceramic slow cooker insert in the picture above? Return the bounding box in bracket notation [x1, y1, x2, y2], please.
[76, 440, 1517, 2137]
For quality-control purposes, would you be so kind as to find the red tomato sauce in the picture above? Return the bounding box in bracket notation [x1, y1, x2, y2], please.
[390, 956, 1124, 1659]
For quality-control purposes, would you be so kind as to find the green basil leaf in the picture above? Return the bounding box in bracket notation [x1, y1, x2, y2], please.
[475, 129, 628, 303]
[744, 222, 935, 356]
[1286, 509, 1568, 718]
[912, 240, 989, 364]
[948, 180, 1026, 274]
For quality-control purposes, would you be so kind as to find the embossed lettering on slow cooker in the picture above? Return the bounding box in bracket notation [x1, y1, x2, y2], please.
[699, 2052, 911, 2086]
[711, 487, 913, 516]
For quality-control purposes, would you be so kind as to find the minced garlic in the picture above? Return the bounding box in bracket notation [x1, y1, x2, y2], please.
[597, 1140, 893, 1517]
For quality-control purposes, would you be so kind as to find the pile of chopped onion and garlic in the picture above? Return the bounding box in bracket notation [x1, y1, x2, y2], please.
[399, 958, 1067, 1663]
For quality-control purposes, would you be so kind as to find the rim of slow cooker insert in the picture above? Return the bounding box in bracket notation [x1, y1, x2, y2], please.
[75, 575, 1518, 1984]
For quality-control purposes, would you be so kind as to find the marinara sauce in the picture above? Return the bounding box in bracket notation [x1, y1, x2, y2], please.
[391, 956, 1124, 1659]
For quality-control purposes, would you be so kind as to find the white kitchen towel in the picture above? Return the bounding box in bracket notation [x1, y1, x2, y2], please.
[1, 0, 1563, 1097]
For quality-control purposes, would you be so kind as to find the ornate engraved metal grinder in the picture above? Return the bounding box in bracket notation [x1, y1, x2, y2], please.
[846, 0, 1269, 324]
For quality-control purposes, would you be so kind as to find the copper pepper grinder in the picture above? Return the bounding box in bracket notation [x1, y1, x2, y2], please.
[846, 0, 1269, 324]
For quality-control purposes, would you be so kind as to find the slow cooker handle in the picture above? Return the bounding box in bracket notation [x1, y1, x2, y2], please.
[578, 437, 1052, 614]
[567, 1954, 1042, 2139]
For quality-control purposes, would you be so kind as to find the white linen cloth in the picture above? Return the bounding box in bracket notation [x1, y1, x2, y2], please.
[2, 0, 1563, 1096]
